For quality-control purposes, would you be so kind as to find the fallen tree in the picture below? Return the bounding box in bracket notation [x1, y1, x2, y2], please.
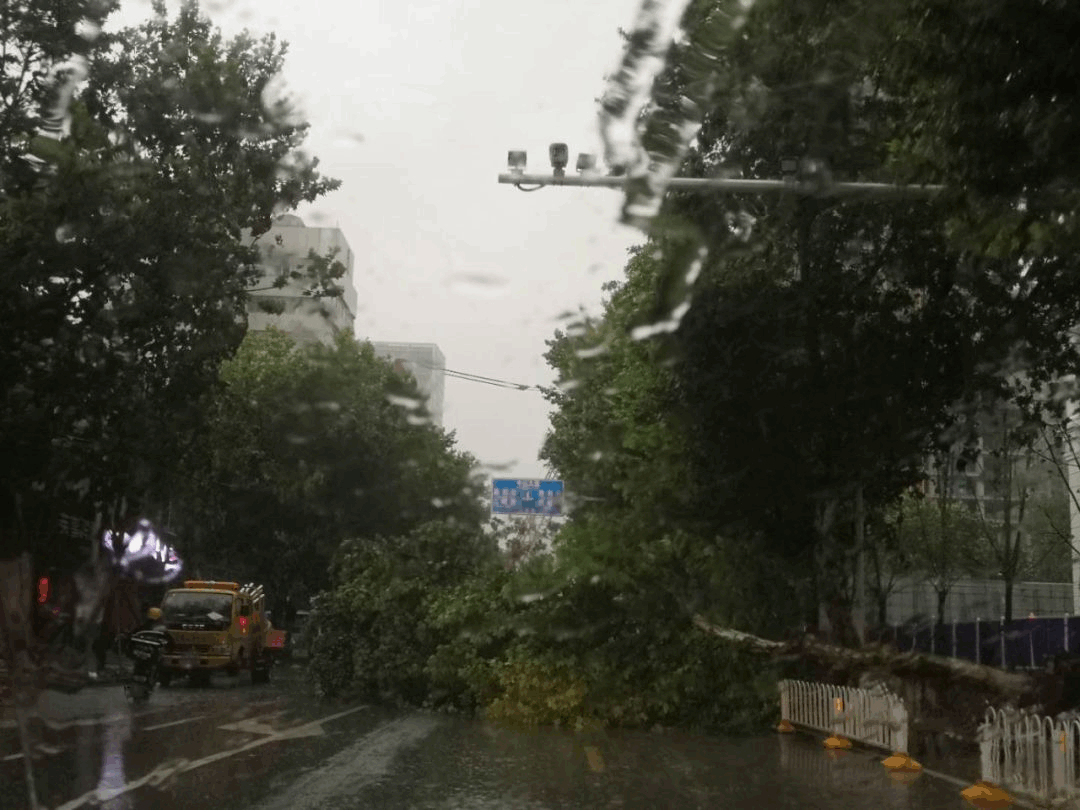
[691, 614, 1063, 752]
[692, 615, 1033, 697]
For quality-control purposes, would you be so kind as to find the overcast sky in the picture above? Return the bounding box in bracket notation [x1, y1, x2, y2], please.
[112, 0, 644, 483]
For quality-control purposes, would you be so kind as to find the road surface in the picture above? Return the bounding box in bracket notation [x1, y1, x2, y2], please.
[2, 665, 979, 809]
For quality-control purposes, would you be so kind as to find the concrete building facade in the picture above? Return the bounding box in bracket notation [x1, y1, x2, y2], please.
[369, 342, 446, 427]
[244, 214, 357, 344]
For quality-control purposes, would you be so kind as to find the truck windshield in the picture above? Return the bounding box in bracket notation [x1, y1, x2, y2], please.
[161, 592, 234, 623]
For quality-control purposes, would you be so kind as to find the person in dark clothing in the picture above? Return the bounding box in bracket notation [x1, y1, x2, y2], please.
[91, 578, 143, 677]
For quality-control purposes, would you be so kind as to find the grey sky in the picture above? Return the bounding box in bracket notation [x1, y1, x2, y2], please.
[114, 0, 644, 481]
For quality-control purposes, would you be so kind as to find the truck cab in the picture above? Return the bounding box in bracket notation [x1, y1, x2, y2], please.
[157, 581, 272, 684]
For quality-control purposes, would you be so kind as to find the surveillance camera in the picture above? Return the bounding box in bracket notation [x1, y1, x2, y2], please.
[549, 143, 568, 175]
[576, 153, 596, 173]
[507, 150, 527, 174]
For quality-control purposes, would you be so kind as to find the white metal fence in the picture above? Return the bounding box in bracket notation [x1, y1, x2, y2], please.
[779, 679, 1080, 803]
[779, 679, 909, 754]
[979, 706, 1080, 804]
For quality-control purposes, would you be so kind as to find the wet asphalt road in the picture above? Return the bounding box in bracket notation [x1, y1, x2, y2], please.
[2, 665, 980, 810]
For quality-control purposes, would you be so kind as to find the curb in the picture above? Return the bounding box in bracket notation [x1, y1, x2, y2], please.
[777, 722, 1022, 805]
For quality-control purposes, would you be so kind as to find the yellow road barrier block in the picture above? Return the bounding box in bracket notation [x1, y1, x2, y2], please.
[824, 734, 852, 750]
[961, 780, 1014, 810]
[882, 752, 922, 773]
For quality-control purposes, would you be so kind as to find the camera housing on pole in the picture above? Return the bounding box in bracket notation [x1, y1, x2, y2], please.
[548, 143, 569, 177]
[507, 150, 526, 175]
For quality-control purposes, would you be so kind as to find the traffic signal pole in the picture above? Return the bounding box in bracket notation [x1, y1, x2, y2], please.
[496, 171, 944, 200]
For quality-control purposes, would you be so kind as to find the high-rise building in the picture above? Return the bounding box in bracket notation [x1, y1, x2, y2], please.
[244, 214, 357, 344]
[370, 342, 446, 427]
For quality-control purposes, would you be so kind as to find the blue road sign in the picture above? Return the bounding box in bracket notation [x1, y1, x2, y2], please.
[491, 479, 564, 516]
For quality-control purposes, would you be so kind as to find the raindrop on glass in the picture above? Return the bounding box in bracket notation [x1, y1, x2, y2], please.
[574, 344, 607, 359]
[386, 394, 422, 411]
[75, 18, 102, 41]
[334, 131, 366, 147]
[447, 273, 508, 300]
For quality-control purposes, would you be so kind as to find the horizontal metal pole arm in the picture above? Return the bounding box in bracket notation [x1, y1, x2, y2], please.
[497, 173, 945, 198]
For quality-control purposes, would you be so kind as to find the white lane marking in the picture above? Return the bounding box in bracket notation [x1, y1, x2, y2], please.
[2, 742, 66, 762]
[143, 714, 209, 732]
[217, 712, 286, 736]
[54, 704, 370, 810]
[0, 694, 284, 729]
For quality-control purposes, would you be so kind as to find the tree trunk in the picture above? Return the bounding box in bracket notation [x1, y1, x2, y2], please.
[936, 588, 948, 627]
[825, 593, 858, 647]
[854, 486, 866, 644]
[691, 615, 1034, 699]
[1004, 578, 1014, 623]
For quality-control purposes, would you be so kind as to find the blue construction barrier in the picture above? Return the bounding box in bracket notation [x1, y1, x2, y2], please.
[871, 615, 1080, 669]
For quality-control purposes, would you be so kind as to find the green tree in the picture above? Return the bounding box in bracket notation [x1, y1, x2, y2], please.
[0, 0, 111, 186]
[865, 503, 913, 629]
[177, 329, 485, 612]
[883, 0, 1080, 261]
[895, 489, 982, 626]
[0, 0, 339, 562]
[971, 411, 1064, 620]
[605, 0, 1080, 643]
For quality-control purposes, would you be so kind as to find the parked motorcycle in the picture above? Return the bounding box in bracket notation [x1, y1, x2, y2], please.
[121, 608, 172, 704]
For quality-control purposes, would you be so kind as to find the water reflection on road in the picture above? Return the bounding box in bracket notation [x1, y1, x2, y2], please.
[328, 717, 971, 809]
[3, 672, 977, 810]
[94, 710, 133, 809]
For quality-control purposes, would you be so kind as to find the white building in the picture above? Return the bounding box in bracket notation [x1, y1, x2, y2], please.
[369, 342, 446, 427]
[244, 214, 357, 344]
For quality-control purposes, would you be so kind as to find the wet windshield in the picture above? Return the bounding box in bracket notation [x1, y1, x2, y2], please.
[160, 592, 234, 623]
[4, 0, 1080, 808]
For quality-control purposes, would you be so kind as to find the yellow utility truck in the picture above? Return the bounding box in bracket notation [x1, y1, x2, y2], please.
[157, 581, 276, 685]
